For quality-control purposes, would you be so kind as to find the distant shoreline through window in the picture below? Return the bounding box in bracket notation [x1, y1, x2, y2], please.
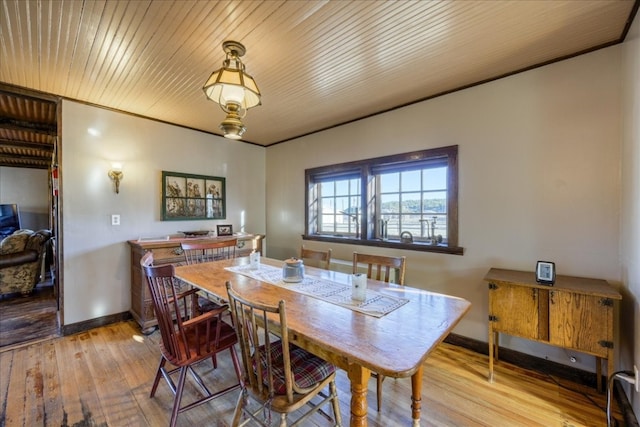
[304, 145, 462, 255]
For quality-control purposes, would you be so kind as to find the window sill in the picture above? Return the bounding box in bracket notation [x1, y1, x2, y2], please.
[302, 234, 464, 255]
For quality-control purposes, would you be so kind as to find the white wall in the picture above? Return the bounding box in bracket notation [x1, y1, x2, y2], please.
[0, 167, 49, 231]
[60, 100, 266, 324]
[266, 46, 623, 372]
[621, 11, 640, 416]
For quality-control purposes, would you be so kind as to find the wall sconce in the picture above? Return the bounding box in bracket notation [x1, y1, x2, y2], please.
[202, 40, 261, 140]
[108, 163, 123, 194]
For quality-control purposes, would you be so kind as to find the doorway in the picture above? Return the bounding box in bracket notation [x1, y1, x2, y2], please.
[0, 85, 62, 349]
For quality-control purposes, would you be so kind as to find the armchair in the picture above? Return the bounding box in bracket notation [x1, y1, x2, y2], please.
[0, 229, 52, 297]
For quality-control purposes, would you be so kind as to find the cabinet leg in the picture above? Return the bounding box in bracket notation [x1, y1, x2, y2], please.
[607, 354, 614, 394]
[488, 329, 495, 382]
[595, 356, 602, 392]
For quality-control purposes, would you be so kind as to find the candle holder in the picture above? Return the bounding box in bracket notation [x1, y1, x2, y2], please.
[351, 273, 367, 301]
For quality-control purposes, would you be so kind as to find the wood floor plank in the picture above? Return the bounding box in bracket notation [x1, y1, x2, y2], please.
[3, 345, 27, 425]
[0, 349, 12, 420]
[80, 326, 146, 426]
[41, 341, 65, 427]
[0, 321, 627, 427]
[23, 343, 46, 426]
[103, 323, 165, 427]
[58, 332, 109, 426]
[51, 335, 84, 425]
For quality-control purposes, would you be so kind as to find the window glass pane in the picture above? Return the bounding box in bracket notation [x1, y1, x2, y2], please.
[422, 191, 447, 213]
[386, 215, 400, 236]
[422, 215, 448, 240]
[399, 214, 422, 236]
[320, 181, 334, 197]
[320, 214, 335, 233]
[335, 196, 351, 213]
[335, 221, 351, 234]
[380, 193, 399, 215]
[335, 180, 350, 195]
[401, 170, 421, 192]
[350, 178, 360, 194]
[423, 167, 447, 191]
[321, 198, 334, 214]
[400, 192, 421, 213]
[349, 196, 361, 213]
[380, 172, 399, 193]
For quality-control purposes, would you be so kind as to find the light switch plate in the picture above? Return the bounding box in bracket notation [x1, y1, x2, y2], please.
[111, 214, 120, 226]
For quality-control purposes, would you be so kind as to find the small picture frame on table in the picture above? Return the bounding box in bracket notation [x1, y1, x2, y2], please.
[536, 261, 556, 285]
[217, 224, 233, 236]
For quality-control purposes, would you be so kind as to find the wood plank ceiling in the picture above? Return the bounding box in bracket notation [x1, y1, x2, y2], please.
[0, 0, 637, 169]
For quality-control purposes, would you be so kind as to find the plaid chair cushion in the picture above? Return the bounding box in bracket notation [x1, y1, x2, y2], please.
[255, 341, 335, 395]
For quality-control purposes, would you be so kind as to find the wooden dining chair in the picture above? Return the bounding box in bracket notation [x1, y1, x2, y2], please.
[141, 252, 242, 427]
[352, 252, 406, 286]
[181, 239, 238, 314]
[181, 238, 238, 264]
[352, 251, 406, 412]
[225, 281, 343, 427]
[300, 245, 332, 270]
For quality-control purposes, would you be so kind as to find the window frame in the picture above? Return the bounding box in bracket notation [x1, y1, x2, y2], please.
[304, 145, 463, 255]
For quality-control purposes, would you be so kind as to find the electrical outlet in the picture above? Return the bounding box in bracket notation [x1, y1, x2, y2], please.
[634, 365, 639, 393]
[111, 214, 120, 226]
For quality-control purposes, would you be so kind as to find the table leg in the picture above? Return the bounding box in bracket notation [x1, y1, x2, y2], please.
[347, 363, 370, 427]
[411, 367, 423, 426]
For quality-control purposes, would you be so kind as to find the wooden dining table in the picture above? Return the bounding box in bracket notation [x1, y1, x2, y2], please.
[175, 256, 471, 427]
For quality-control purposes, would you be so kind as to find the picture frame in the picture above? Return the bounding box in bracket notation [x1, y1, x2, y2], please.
[216, 224, 233, 236]
[162, 171, 225, 221]
[536, 261, 556, 285]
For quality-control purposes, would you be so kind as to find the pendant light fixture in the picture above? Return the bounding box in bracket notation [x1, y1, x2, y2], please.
[203, 40, 261, 140]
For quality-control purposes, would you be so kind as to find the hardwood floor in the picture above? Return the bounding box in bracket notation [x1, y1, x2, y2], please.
[0, 320, 626, 427]
[0, 279, 59, 349]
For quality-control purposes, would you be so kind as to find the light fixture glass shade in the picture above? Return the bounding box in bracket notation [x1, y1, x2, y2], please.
[203, 68, 261, 110]
[203, 40, 261, 109]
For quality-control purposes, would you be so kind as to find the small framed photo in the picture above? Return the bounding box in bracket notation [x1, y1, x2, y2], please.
[536, 261, 556, 285]
[216, 224, 233, 236]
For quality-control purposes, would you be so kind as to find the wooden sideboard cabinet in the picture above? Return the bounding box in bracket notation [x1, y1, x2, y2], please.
[484, 267, 621, 391]
[128, 233, 264, 333]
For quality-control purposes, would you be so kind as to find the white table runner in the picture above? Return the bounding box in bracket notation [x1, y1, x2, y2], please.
[226, 263, 409, 318]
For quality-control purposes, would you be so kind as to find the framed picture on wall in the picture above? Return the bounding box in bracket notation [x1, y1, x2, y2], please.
[217, 224, 233, 236]
[535, 261, 556, 285]
[162, 171, 226, 221]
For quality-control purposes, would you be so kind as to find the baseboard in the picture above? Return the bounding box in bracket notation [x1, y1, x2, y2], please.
[445, 333, 638, 426]
[60, 311, 132, 336]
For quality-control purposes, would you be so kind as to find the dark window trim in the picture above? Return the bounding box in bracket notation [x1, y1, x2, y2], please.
[304, 145, 462, 255]
[302, 234, 464, 255]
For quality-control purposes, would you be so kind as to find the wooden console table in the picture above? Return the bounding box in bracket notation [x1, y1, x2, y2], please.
[484, 267, 621, 391]
[128, 233, 264, 333]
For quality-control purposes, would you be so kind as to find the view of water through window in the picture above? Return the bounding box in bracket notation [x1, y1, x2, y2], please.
[319, 166, 448, 242]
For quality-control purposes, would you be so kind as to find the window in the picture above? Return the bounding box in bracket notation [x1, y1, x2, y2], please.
[304, 145, 462, 255]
